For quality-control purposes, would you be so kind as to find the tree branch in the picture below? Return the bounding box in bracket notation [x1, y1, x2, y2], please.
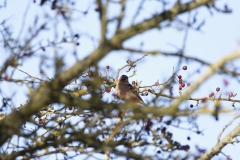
[199, 123, 240, 159]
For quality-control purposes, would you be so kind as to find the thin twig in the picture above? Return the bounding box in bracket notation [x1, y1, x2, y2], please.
[218, 114, 240, 142]
[14, 67, 45, 82]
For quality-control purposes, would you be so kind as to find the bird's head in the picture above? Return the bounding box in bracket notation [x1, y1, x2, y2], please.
[119, 75, 129, 83]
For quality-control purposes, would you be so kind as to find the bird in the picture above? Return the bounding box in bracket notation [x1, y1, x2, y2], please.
[115, 75, 146, 105]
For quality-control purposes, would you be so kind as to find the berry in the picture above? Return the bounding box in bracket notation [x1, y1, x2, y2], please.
[182, 66, 187, 70]
[112, 93, 117, 98]
[183, 145, 190, 151]
[209, 92, 214, 98]
[95, 7, 100, 12]
[179, 86, 182, 90]
[144, 120, 152, 132]
[223, 78, 229, 86]
[165, 120, 171, 125]
[202, 97, 207, 103]
[157, 150, 161, 154]
[88, 70, 94, 77]
[105, 88, 111, 93]
[106, 65, 110, 69]
[62, 38, 67, 42]
[190, 104, 193, 108]
[39, 119, 45, 124]
[117, 111, 122, 117]
[178, 75, 182, 79]
[216, 87, 220, 92]
[4, 75, 8, 80]
[187, 136, 191, 140]
[74, 34, 79, 38]
[161, 127, 166, 134]
[158, 116, 163, 122]
[181, 83, 185, 87]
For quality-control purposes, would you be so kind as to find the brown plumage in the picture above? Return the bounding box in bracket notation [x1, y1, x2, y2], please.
[115, 75, 146, 105]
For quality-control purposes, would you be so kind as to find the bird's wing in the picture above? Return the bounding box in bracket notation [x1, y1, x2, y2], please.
[127, 83, 145, 104]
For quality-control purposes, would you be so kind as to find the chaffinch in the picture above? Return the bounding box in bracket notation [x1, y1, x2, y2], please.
[115, 75, 146, 105]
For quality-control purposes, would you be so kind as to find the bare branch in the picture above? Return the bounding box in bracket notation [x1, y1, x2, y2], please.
[199, 123, 240, 160]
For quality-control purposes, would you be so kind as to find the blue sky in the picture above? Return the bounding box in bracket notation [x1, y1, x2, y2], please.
[1, 0, 240, 159]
